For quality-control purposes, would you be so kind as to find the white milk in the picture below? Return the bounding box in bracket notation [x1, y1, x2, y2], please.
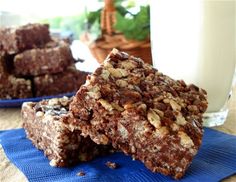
[150, 1, 236, 114]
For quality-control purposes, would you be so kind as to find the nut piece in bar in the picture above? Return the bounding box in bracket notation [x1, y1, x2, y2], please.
[0, 75, 32, 99]
[0, 23, 50, 54]
[22, 97, 112, 167]
[70, 49, 208, 179]
[33, 66, 89, 97]
[14, 40, 74, 76]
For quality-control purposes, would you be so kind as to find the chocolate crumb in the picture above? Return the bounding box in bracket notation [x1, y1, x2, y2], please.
[106, 161, 117, 169]
[77, 171, 86, 176]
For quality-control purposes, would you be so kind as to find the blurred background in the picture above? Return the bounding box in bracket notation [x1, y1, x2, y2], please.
[0, 0, 99, 40]
[0, 0, 148, 40]
[0, 0, 150, 71]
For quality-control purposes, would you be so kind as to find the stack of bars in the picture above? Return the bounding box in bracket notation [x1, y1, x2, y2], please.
[0, 23, 88, 99]
[22, 49, 208, 179]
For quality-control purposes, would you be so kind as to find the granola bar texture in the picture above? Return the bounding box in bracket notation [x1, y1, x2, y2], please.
[33, 66, 89, 97]
[22, 97, 112, 167]
[0, 75, 32, 99]
[69, 49, 208, 179]
[0, 23, 50, 54]
[0, 52, 32, 99]
[14, 40, 74, 76]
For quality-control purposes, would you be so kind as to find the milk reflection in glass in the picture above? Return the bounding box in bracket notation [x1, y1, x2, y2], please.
[150, 1, 236, 126]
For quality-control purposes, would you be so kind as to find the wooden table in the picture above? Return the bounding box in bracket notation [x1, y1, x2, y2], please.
[0, 87, 235, 182]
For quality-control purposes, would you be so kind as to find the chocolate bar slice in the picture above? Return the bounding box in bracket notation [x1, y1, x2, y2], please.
[0, 23, 50, 54]
[22, 97, 112, 167]
[33, 66, 89, 97]
[69, 49, 208, 179]
[14, 40, 74, 76]
[0, 75, 32, 99]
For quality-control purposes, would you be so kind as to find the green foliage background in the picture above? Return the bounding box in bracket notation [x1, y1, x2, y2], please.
[115, 6, 150, 41]
[40, 14, 86, 39]
[40, 0, 150, 41]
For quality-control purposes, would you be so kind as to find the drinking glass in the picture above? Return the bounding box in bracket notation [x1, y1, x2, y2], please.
[150, 0, 236, 127]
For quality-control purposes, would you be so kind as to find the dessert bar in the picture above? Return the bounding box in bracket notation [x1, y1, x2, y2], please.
[0, 23, 50, 54]
[69, 49, 208, 179]
[14, 40, 74, 76]
[22, 97, 112, 167]
[33, 66, 89, 97]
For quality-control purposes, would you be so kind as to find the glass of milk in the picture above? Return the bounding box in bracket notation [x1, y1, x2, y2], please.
[150, 0, 236, 127]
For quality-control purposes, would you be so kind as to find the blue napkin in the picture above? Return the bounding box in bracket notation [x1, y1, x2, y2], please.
[0, 128, 236, 182]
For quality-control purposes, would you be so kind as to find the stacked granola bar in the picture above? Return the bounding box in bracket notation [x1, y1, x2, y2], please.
[22, 97, 112, 167]
[69, 49, 208, 179]
[0, 23, 50, 54]
[0, 23, 88, 99]
[34, 66, 88, 97]
[14, 40, 74, 76]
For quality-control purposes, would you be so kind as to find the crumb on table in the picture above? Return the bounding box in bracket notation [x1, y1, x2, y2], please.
[77, 171, 86, 176]
[106, 161, 118, 169]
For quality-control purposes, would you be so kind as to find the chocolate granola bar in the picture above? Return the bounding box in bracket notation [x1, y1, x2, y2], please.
[14, 40, 74, 76]
[0, 75, 32, 99]
[69, 49, 208, 179]
[0, 23, 50, 54]
[22, 97, 112, 167]
[33, 66, 89, 97]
